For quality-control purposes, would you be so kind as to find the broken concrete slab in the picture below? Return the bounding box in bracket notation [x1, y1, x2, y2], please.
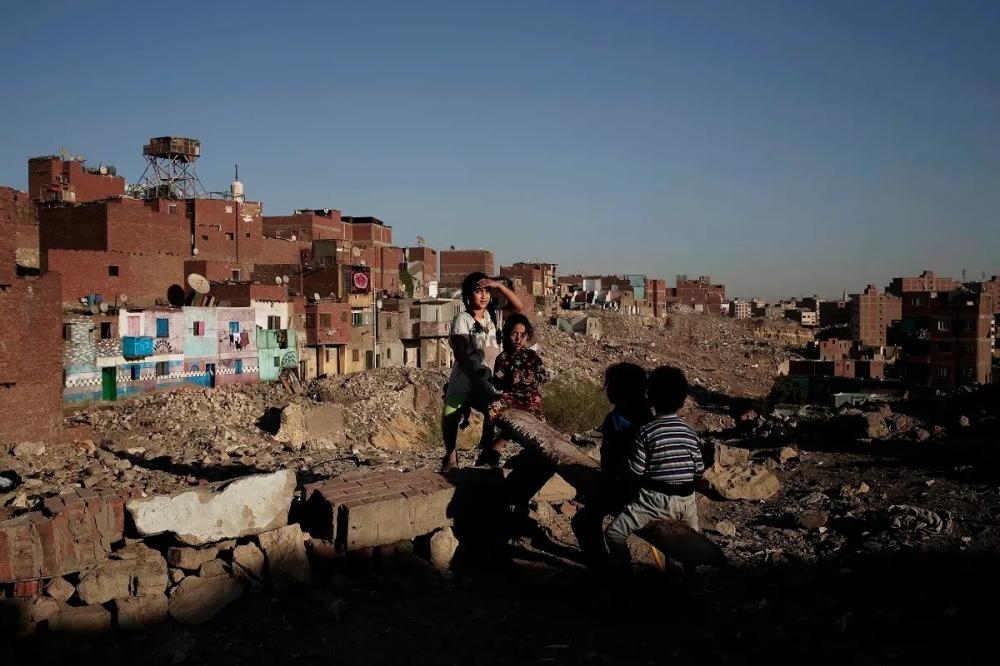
[714, 442, 751, 467]
[167, 546, 220, 571]
[115, 594, 168, 630]
[126, 469, 295, 546]
[76, 550, 168, 605]
[259, 524, 311, 588]
[168, 575, 244, 625]
[703, 463, 780, 502]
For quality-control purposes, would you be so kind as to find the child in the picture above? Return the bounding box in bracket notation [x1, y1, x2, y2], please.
[478, 314, 549, 467]
[571, 362, 652, 564]
[441, 272, 523, 472]
[603, 365, 704, 567]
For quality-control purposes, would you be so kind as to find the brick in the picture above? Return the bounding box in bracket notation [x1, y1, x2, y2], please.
[14, 580, 41, 598]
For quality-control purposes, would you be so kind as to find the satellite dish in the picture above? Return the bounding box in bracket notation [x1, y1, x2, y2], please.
[313, 293, 321, 302]
[192, 247, 200, 256]
[275, 276, 283, 285]
[281, 275, 289, 285]
[290, 234, 297, 242]
[99, 302, 108, 313]
[376, 299, 383, 310]
[187, 273, 211, 294]
[351, 246, 362, 258]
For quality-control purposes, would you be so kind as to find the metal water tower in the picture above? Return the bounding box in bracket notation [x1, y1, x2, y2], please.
[137, 136, 207, 199]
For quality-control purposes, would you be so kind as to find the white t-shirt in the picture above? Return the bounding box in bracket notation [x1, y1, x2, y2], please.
[446, 311, 500, 396]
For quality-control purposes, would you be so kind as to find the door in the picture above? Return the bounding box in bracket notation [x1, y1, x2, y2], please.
[127, 316, 140, 336]
[234, 359, 243, 375]
[101, 367, 117, 401]
[365, 351, 374, 370]
[206, 363, 216, 388]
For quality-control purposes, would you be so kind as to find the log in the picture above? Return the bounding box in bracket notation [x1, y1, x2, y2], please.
[496, 409, 727, 567]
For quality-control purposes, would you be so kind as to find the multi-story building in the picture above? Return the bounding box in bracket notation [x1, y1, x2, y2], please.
[672, 275, 726, 314]
[894, 289, 994, 387]
[500, 262, 559, 299]
[405, 246, 439, 298]
[730, 299, 752, 320]
[886, 270, 961, 297]
[439, 249, 494, 290]
[28, 154, 126, 204]
[851, 285, 902, 348]
[819, 300, 852, 328]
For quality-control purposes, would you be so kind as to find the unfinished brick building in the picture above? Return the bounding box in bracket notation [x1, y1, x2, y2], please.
[439, 250, 494, 289]
[500, 262, 558, 298]
[672, 275, 726, 314]
[28, 155, 126, 204]
[850, 285, 902, 348]
[0, 187, 39, 271]
[0, 191, 63, 446]
[886, 270, 961, 297]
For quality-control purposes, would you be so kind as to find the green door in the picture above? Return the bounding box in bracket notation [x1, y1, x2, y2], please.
[101, 367, 117, 401]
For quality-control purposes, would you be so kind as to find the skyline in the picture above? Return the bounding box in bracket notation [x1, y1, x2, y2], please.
[1, 1, 998, 301]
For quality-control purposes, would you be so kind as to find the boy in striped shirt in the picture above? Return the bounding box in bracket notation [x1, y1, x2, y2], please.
[604, 365, 704, 566]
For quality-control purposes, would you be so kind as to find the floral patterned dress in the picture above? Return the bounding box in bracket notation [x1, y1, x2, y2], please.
[488, 348, 549, 421]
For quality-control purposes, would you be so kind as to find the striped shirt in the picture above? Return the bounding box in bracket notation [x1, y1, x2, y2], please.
[628, 414, 704, 486]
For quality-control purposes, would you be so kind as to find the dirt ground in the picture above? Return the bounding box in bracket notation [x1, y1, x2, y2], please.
[5, 311, 1000, 663]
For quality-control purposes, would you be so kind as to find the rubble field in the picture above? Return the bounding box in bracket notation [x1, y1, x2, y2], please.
[4, 311, 999, 663]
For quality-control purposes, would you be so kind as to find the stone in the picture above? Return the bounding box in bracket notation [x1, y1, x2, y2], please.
[115, 594, 169, 630]
[429, 527, 459, 570]
[304, 403, 346, 444]
[198, 559, 230, 578]
[232, 543, 266, 583]
[796, 511, 829, 530]
[30, 597, 62, 624]
[369, 414, 423, 450]
[126, 469, 296, 545]
[864, 413, 890, 439]
[703, 463, 780, 502]
[45, 577, 76, 602]
[558, 502, 578, 518]
[713, 520, 737, 537]
[258, 524, 311, 588]
[169, 569, 186, 584]
[714, 442, 751, 467]
[534, 473, 577, 503]
[13, 441, 46, 457]
[530, 500, 558, 527]
[168, 575, 244, 625]
[76, 551, 168, 604]
[49, 604, 113, 633]
[778, 446, 799, 464]
[167, 546, 220, 571]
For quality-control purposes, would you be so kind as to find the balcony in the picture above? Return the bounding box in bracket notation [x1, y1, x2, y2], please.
[417, 321, 450, 338]
[122, 336, 154, 360]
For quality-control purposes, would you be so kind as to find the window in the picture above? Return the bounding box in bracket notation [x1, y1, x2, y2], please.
[961, 343, 974, 354]
[319, 314, 331, 328]
[385, 317, 392, 329]
[267, 315, 281, 330]
[101, 322, 113, 339]
[193, 321, 205, 336]
[325, 348, 332, 362]
[231, 269, 240, 281]
[936, 366, 949, 378]
[168, 204, 177, 214]
[108, 265, 119, 277]
[963, 320, 975, 331]
[274, 357, 281, 368]
[352, 349, 360, 363]
[352, 312, 363, 326]
[62, 324, 72, 341]
[937, 342, 953, 353]
[130, 364, 141, 380]
[387, 347, 392, 359]
[229, 321, 240, 334]
[246, 233, 251, 238]
[225, 232, 235, 241]
[201, 234, 209, 241]
[156, 318, 169, 338]
[910, 296, 923, 306]
[937, 319, 951, 332]
[155, 362, 168, 377]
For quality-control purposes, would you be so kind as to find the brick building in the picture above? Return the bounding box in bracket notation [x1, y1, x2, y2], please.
[731, 299, 752, 320]
[404, 246, 438, 298]
[302, 300, 353, 378]
[886, 270, 961, 297]
[645, 278, 669, 317]
[499, 262, 558, 298]
[672, 275, 726, 314]
[894, 288, 994, 387]
[851, 285, 902, 347]
[0, 191, 63, 446]
[440, 249, 495, 289]
[262, 208, 347, 242]
[342, 216, 392, 246]
[28, 155, 125, 203]
[819, 300, 852, 328]
[0, 187, 40, 271]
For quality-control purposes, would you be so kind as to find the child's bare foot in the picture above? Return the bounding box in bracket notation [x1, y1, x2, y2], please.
[440, 451, 459, 472]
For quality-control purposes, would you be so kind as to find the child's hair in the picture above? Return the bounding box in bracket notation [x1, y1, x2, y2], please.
[501, 313, 534, 352]
[460, 272, 490, 312]
[647, 365, 688, 414]
[603, 362, 647, 406]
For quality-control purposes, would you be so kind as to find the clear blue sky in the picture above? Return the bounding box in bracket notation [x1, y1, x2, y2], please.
[1, 1, 997, 300]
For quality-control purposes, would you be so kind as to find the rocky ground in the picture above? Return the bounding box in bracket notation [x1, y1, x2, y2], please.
[5, 311, 1000, 663]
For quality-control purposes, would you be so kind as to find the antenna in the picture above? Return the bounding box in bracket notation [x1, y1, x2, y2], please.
[416, 235, 425, 247]
[234, 163, 239, 181]
[962, 268, 967, 282]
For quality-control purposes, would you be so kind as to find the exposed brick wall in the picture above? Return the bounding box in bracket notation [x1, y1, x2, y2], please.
[47, 250, 185, 307]
[40, 199, 189, 257]
[28, 157, 125, 203]
[305, 302, 352, 345]
[0, 188, 39, 272]
[439, 250, 495, 288]
[343, 217, 392, 246]
[0, 272, 63, 446]
[253, 238, 301, 265]
[210, 282, 289, 307]
[263, 210, 346, 241]
[39, 203, 110, 252]
[0, 489, 124, 582]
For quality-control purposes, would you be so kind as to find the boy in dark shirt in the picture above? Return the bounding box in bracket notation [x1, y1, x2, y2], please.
[603, 365, 704, 567]
[572, 362, 651, 565]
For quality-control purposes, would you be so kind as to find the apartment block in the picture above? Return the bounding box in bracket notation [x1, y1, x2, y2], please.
[851, 285, 902, 347]
[439, 249, 494, 289]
